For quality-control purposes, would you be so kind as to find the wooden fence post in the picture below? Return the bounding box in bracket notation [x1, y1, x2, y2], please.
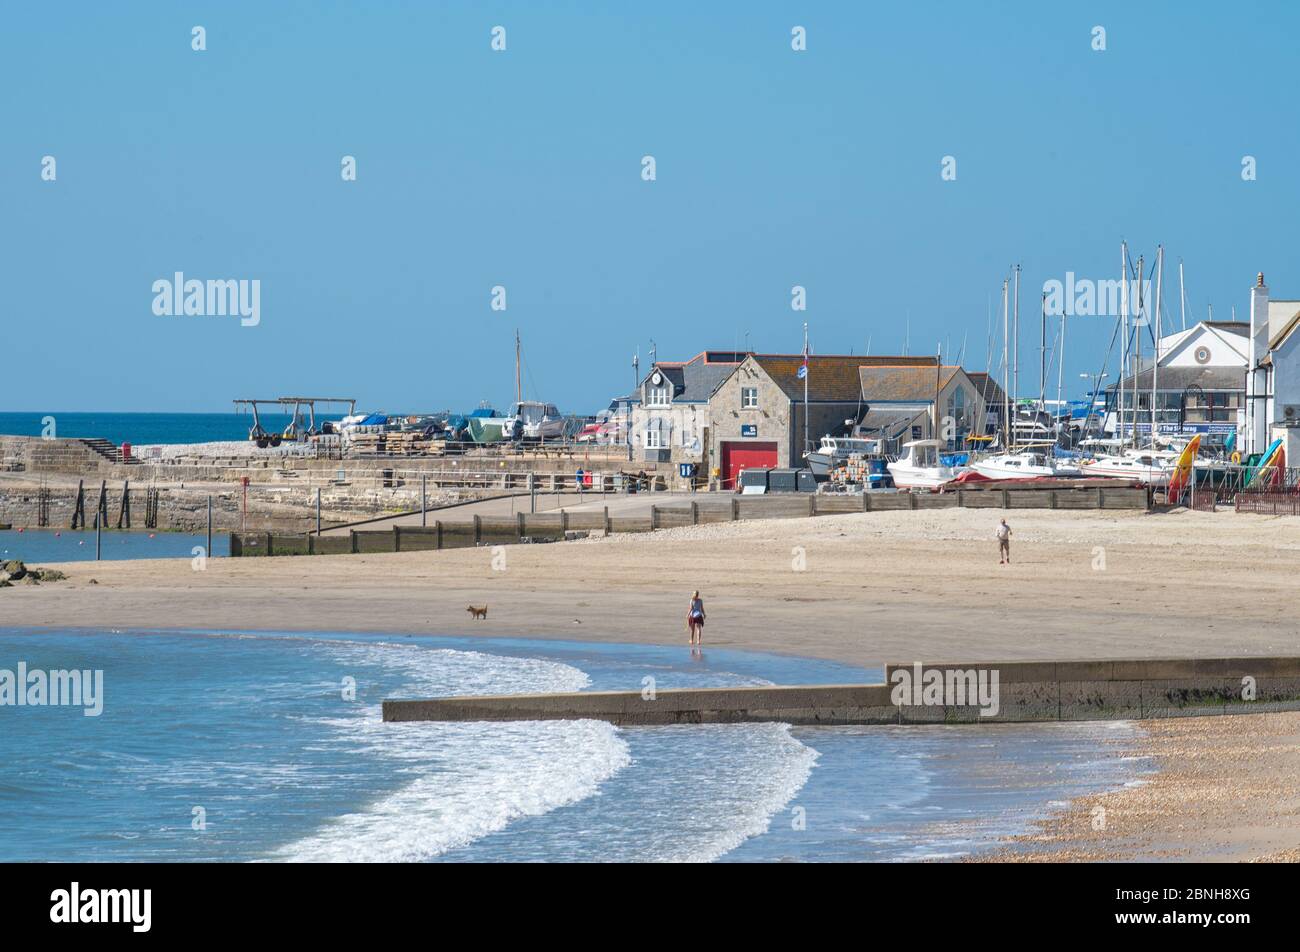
[349, 530, 358, 553]
[691, 501, 699, 525]
[517, 511, 526, 540]
[603, 506, 610, 533]
[473, 514, 482, 544]
[435, 520, 443, 550]
[730, 498, 739, 521]
[394, 525, 402, 551]
[651, 505, 659, 529]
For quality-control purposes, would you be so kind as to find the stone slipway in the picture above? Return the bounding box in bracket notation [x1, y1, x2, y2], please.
[382, 657, 1300, 726]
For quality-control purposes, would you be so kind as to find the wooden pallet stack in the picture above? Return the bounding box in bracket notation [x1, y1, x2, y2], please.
[349, 433, 388, 456]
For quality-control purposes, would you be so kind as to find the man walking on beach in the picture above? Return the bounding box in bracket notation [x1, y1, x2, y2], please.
[996, 518, 1011, 565]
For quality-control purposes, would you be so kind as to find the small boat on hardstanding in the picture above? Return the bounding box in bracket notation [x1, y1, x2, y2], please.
[1078, 449, 1174, 486]
[887, 439, 967, 490]
[971, 448, 1081, 481]
[804, 435, 886, 479]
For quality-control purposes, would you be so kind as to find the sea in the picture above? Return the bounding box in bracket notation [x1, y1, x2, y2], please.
[0, 629, 1146, 863]
[1, 529, 230, 562]
[0, 412, 303, 447]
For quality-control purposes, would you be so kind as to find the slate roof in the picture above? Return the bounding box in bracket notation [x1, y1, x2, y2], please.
[1107, 366, 1245, 392]
[858, 409, 923, 438]
[752, 354, 938, 402]
[642, 351, 746, 403]
[857, 364, 964, 403]
[967, 372, 1008, 407]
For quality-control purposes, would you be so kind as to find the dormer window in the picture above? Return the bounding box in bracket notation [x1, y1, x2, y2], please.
[646, 371, 671, 407]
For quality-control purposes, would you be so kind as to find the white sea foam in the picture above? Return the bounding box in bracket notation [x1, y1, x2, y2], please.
[272, 640, 630, 862]
[273, 717, 630, 862]
[595, 723, 819, 863]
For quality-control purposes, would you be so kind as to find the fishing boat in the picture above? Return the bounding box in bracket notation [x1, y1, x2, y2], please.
[804, 435, 885, 479]
[887, 439, 967, 490]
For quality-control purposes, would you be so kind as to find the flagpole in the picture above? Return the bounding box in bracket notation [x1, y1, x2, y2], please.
[802, 321, 809, 457]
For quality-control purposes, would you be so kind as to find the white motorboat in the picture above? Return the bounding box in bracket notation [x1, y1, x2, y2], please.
[887, 439, 966, 490]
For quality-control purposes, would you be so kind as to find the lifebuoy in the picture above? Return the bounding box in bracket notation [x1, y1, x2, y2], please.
[1231, 451, 1241, 465]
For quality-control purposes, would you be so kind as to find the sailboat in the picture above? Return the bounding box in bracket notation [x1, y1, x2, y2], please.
[1083, 242, 1186, 485]
[972, 447, 1080, 480]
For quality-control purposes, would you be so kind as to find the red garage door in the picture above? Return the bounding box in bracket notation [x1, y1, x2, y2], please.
[720, 441, 778, 489]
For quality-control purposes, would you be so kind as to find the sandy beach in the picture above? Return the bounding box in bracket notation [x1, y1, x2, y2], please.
[7, 504, 1300, 860]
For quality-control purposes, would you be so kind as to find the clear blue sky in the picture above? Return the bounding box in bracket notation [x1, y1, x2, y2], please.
[4, 2, 1297, 413]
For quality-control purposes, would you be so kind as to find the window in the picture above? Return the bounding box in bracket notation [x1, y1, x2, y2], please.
[644, 428, 663, 449]
[741, 387, 759, 409]
[647, 385, 671, 407]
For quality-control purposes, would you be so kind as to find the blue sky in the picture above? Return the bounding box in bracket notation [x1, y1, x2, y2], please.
[3, 2, 1297, 413]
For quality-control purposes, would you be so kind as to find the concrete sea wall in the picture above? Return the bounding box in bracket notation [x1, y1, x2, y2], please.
[382, 657, 1300, 726]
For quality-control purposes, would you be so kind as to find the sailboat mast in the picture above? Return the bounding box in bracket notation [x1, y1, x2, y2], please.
[1151, 246, 1163, 447]
[1012, 264, 1020, 415]
[1134, 254, 1144, 450]
[514, 329, 522, 405]
[933, 344, 942, 441]
[1119, 241, 1129, 450]
[1056, 307, 1066, 443]
[1040, 290, 1047, 411]
[1179, 258, 1187, 332]
[1002, 279, 1010, 450]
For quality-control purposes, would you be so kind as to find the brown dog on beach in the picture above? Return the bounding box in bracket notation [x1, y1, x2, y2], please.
[466, 605, 488, 620]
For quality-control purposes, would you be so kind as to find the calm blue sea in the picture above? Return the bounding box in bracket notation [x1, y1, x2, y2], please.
[0, 529, 230, 562]
[0, 412, 300, 446]
[0, 630, 1146, 862]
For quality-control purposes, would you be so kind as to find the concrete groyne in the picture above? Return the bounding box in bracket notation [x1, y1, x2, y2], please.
[382, 656, 1300, 726]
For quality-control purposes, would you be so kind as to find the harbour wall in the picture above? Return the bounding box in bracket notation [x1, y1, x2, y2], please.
[382, 656, 1300, 725]
[230, 486, 1150, 556]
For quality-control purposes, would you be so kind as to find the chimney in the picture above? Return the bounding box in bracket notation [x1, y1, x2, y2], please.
[1250, 274, 1269, 367]
[1246, 274, 1270, 454]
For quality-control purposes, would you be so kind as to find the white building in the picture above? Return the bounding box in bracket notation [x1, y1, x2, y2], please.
[1245, 273, 1300, 460]
[631, 351, 746, 465]
[1106, 319, 1247, 449]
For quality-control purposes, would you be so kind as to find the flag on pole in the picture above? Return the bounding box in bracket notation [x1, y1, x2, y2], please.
[798, 338, 808, 379]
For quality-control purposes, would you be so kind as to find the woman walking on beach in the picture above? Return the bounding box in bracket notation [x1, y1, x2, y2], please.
[686, 590, 706, 646]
